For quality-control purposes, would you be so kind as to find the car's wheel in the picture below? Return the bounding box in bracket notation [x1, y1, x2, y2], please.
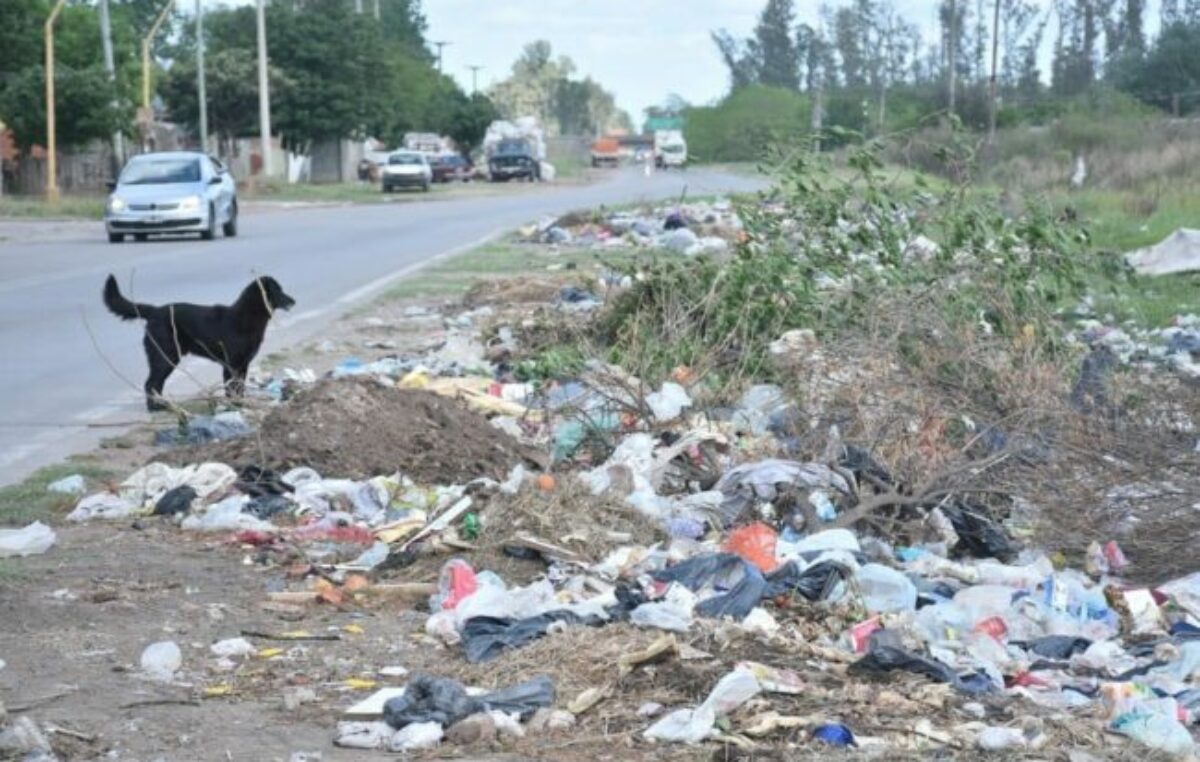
[134, 233, 148, 242]
[422, 180, 431, 192]
[223, 201, 238, 238]
[200, 204, 216, 241]
[108, 232, 124, 244]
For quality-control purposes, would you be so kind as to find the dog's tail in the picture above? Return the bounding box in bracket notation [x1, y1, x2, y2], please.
[103, 275, 158, 321]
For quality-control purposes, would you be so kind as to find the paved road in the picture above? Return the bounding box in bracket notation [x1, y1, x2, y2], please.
[0, 167, 763, 486]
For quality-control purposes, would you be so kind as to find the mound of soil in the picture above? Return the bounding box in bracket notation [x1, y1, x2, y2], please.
[180, 378, 537, 482]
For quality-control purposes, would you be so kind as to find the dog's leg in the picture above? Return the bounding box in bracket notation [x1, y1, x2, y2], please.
[143, 329, 178, 412]
[227, 362, 248, 399]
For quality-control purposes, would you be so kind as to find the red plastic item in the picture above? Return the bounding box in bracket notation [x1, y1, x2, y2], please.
[849, 617, 882, 653]
[974, 616, 1008, 641]
[438, 559, 479, 611]
[1103, 541, 1128, 571]
[724, 522, 780, 573]
[1006, 671, 1051, 689]
[290, 521, 375, 545]
[233, 530, 279, 546]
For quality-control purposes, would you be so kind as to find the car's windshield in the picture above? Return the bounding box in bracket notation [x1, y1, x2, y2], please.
[389, 154, 423, 165]
[662, 144, 684, 154]
[119, 158, 201, 185]
[496, 140, 528, 156]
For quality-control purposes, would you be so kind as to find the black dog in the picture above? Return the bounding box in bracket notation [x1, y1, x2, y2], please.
[103, 274, 295, 411]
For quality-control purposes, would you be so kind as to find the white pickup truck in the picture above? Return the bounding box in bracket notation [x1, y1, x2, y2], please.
[654, 129, 687, 169]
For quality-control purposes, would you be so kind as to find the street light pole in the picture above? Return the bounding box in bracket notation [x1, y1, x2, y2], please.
[468, 65, 482, 94]
[196, 0, 208, 153]
[432, 40, 449, 72]
[141, 0, 176, 150]
[256, 0, 273, 177]
[44, 0, 68, 202]
[98, 0, 126, 173]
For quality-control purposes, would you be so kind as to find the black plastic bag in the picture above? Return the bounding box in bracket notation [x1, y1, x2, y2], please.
[838, 444, 893, 486]
[763, 560, 850, 602]
[461, 611, 599, 663]
[153, 485, 196, 516]
[1022, 635, 1092, 660]
[242, 494, 293, 519]
[652, 553, 765, 621]
[383, 673, 555, 729]
[850, 630, 996, 695]
[941, 501, 1016, 562]
[235, 465, 293, 497]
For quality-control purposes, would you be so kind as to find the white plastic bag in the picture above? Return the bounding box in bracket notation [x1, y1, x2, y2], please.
[0, 522, 56, 557]
[644, 669, 760, 743]
[67, 493, 136, 522]
[389, 721, 443, 751]
[141, 640, 182, 681]
[645, 382, 692, 422]
[856, 563, 917, 613]
[631, 584, 696, 633]
[181, 496, 274, 532]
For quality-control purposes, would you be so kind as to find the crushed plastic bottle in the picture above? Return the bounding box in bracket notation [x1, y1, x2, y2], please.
[432, 558, 479, 612]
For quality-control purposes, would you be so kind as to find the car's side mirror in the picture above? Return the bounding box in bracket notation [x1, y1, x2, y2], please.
[208, 176, 222, 185]
[105, 180, 117, 191]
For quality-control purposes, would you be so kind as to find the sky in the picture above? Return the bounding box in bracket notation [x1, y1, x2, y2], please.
[421, 0, 982, 122]
[212, 1, 1164, 125]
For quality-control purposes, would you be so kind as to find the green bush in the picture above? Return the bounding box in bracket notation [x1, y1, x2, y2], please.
[685, 85, 812, 163]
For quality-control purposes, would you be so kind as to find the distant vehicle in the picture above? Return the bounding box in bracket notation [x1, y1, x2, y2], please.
[430, 154, 473, 183]
[381, 151, 432, 192]
[104, 151, 237, 243]
[488, 138, 540, 182]
[590, 137, 621, 168]
[654, 129, 688, 169]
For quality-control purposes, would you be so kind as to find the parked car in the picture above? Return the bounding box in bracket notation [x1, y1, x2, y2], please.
[430, 154, 473, 183]
[104, 151, 237, 243]
[488, 138, 540, 182]
[381, 151, 432, 192]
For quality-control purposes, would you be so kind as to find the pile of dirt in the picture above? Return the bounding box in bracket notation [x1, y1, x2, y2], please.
[463, 276, 566, 308]
[177, 377, 537, 482]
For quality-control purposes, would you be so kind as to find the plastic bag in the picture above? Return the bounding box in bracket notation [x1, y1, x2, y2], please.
[383, 673, 554, 729]
[941, 501, 1015, 561]
[644, 669, 760, 743]
[388, 721, 442, 751]
[432, 558, 478, 612]
[0, 521, 56, 558]
[1111, 711, 1195, 755]
[715, 460, 850, 521]
[856, 564, 917, 614]
[67, 493, 136, 522]
[461, 611, 596, 663]
[652, 553, 766, 621]
[763, 560, 850, 602]
[140, 640, 182, 681]
[645, 382, 692, 422]
[1021, 635, 1092, 660]
[631, 584, 696, 632]
[723, 523, 779, 573]
[153, 485, 197, 516]
[181, 496, 274, 532]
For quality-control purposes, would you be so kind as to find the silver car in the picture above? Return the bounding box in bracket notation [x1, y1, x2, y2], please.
[105, 151, 238, 243]
[380, 151, 432, 192]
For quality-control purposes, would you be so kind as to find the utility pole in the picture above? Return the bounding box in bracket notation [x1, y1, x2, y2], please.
[432, 40, 450, 72]
[141, 0, 176, 151]
[986, 0, 1000, 146]
[947, 0, 957, 118]
[256, 0, 273, 177]
[196, 0, 208, 153]
[44, 0, 68, 202]
[467, 65, 482, 94]
[98, 0, 125, 173]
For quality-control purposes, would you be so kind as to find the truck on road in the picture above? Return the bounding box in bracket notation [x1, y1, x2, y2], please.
[654, 129, 687, 169]
[590, 137, 621, 168]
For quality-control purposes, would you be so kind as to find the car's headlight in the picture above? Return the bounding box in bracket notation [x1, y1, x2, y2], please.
[108, 196, 125, 213]
[178, 195, 201, 211]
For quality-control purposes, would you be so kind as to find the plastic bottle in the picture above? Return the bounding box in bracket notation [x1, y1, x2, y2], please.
[856, 564, 917, 613]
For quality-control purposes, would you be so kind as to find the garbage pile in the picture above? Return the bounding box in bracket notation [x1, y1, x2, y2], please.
[1072, 309, 1200, 379]
[520, 198, 742, 257]
[44, 353, 1200, 756]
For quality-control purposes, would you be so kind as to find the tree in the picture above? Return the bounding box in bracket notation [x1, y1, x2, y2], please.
[712, 30, 757, 89]
[162, 48, 289, 146]
[750, 0, 801, 89]
[443, 92, 498, 154]
[1, 66, 125, 150]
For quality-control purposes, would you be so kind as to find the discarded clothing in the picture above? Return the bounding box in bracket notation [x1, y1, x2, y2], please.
[762, 560, 851, 602]
[235, 465, 294, 497]
[154, 411, 252, 445]
[849, 630, 996, 695]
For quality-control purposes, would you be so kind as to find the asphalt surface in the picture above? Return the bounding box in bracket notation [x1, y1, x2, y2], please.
[0, 167, 764, 486]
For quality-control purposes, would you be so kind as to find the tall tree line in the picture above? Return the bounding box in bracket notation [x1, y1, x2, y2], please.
[712, 0, 1200, 127]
